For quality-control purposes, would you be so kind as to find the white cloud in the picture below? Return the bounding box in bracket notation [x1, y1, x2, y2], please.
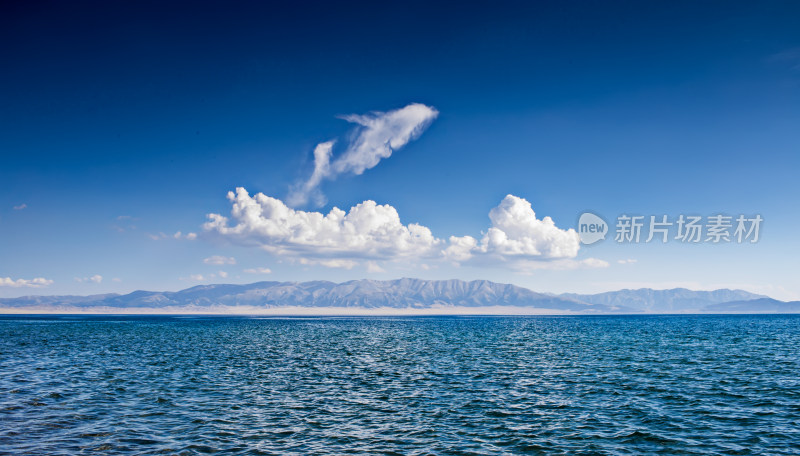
[366, 261, 385, 273]
[149, 231, 197, 241]
[769, 47, 800, 73]
[218, 271, 228, 278]
[287, 103, 438, 207]
[185, 273, 215, 281]
[112, 215, 137, 233]
[205, 187, 441, 267]
[493, 258, 610, 275]
[332, 103, 439, 176]
[13, 203, 27, 210]
[481, 195, 580, 259]
[580, 258, 611, 268]
[444, 235, 479, 263]
[444, 195, 582, 265]
[288, 141, 334, 207]
[205, 189, 600, 271]
[174, 231, 197, 240]
[297, 258, 358, 269]
[1, 277, 53, 288]
[203, 255, 237, 265]
[617, 259, 637, 264]
[75, 275, 103, 284]
[243, 267, 272, 274]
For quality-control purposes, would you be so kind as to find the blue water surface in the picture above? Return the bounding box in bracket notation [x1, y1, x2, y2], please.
[1, 315, 799, 455]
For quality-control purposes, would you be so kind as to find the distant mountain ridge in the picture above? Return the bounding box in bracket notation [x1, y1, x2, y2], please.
[0, 278, 792, 314]
[560, 288, 767, 313]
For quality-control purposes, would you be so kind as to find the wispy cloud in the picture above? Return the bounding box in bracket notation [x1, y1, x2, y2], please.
[297, 258, 358, 269]
[203, 255, 236, 265]
[13, 203, 27, 210]
[1, 277, 53, 288]
[148, 231, 197, 240]
[112, 215, 138, 233]
[75, 275, 103, 284]
[174, 231, 197, 240]
[768, 47, 800, 73]
[182, 271, 227, 281]
[287, 103, 438, 207]
[244, 267, 272, 274]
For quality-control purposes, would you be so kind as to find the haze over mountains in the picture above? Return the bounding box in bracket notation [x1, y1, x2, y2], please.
[1, 278, 797, 315]
[561, 288, 771, 313]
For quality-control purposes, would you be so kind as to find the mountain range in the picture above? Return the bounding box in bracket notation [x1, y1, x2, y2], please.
[1, 278, 797, 315]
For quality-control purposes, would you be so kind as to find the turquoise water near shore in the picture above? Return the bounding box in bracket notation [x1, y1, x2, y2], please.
[1, 315, 799, 455]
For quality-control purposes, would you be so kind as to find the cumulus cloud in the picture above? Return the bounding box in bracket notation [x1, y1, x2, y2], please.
[444, 197, 580, 263]
[205, 187, 441, 267]
[287, 103, 438, 207]
[444, 235, 479, 263]
[205, 189, 600, 271]
[75, 275, 103, 284]
[472, 195, 580, 261]
[244, 267, 272, 274]
[1, 277, 53, 288]
[440, 195, 600, 270]
[218, 271, 228, 278]
[203, 255, 237, 265]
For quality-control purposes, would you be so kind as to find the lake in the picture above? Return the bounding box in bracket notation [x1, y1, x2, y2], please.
[1, 315, 798, 455]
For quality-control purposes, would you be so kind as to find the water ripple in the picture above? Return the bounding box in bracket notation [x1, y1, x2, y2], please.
[1, 315, 799, 455]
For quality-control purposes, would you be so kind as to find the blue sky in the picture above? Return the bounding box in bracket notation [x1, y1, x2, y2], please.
[1, 1, 799, 299]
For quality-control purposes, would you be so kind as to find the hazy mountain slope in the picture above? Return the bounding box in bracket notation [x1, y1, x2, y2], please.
[0, 280, 786, 314]
[702, 298, 800, 313]
[561, 288, 766, 313]
[0, 279, 599, 312]
[0, 293, 120, 307]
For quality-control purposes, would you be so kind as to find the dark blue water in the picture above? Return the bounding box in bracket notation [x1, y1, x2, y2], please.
[1, 315, 799, 455]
